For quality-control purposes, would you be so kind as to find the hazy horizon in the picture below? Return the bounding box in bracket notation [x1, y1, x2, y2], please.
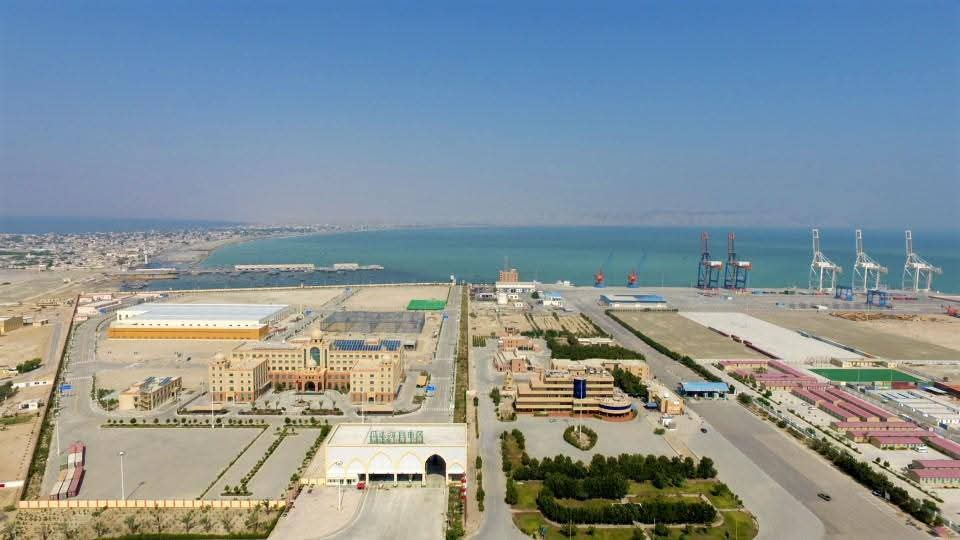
[2, 1, 958, 228]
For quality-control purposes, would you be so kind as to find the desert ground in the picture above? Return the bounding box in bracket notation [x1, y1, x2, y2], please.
[0, 325, 54, 373]
[342, 284, 450, 311]
[615, 311, 762, 359]
[167, 287, 344, 309]
[0, 269, 107, 304]
[753, 310, 960, 360]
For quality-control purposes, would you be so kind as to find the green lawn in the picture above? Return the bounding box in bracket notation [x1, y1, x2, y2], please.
[407, 299, 447, 310]
[628, 480, 740, 510]
[0, 414, 35, 426]
[809, 368, 921, 383]
[512, 511, 757, 540]
[516, 481, 542, 510]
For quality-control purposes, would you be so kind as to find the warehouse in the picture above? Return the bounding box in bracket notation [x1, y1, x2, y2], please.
[307, 423, 467, 487]
[107, 303, 290, 339]
[600, 294, 668, 310]
[678, 381, 731, 398]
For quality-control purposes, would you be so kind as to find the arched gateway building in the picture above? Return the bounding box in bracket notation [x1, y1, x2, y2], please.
[304, 423, 467, 487]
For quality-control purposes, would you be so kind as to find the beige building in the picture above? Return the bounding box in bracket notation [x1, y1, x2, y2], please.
[118, 376, 182, 411]
[208, 353, 270, 403]
[513, 367, 633, 417]
[498, 268, 520, 283]
[219, 332, 405, 408]
[551, 358, 650, 380]
[649, 381, 685, 415]
[0, 315, 23, 335]
[494, 350, 532, 373]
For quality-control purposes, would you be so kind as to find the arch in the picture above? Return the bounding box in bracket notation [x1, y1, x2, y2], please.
[425, 454, 446, 477]
[347, 459, 366, 479]
[446, 461, 466, 476]
[368, 395, 376, 403]
[368, 452, 394, 475]
[397, 452, 422, 475]
[304, 381, 317, 392]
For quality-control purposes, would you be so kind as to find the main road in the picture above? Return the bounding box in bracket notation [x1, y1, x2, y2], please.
[563, 287, 927, 540]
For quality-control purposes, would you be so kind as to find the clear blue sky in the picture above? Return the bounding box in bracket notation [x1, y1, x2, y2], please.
[1, 1, 957, 227]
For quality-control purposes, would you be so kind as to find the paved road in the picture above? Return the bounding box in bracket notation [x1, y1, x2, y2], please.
[563, 288, 926, 540]
[327, 488, 446, 540]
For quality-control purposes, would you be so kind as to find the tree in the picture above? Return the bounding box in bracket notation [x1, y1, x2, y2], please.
[151, 505, 164, 533]
[198, 515, 213, 533]
[124, 515, 141, 535]
[180, 510, 197, 533]
[245, 508, 261, 531]
[696, 457, 717, 479]
[91, 520, 109, 538]
[654, 522, 669, 537]
[505, 478, 519, 505]
[221, 514, 235, 534]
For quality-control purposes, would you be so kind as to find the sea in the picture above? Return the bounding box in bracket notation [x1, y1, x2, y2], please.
[134, 226, 960, 294]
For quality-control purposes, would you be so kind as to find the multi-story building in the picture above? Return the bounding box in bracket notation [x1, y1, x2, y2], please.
[551, 358, 651, 380]
[220, 332, 405, 407]
[498, 268, 520, 283]
[118, 376, 182, 411]
[208, 353, 270, 403]
[513, 367, 633, 417]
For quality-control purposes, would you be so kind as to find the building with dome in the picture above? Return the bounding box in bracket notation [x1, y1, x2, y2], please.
[210, 330, 406, 408]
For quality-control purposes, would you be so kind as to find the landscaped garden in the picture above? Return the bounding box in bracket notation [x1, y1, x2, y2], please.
[501, 430, 757, 539]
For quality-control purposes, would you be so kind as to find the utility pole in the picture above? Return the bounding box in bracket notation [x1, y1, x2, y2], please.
[118, 451, 126, 500]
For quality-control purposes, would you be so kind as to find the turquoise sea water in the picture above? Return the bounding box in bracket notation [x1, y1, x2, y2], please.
[166, 227, 960, 293]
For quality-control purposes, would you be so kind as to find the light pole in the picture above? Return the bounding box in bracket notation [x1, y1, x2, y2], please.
[118, 451, 126, 501]
[333, 460, 344, 510]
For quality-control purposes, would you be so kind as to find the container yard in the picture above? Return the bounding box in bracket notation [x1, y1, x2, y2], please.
[49, 441, 85, 500]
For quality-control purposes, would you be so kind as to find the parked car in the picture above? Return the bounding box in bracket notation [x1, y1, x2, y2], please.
[356, 481, 366, 490]
[817, 492, 832, 501]
[700, 427, 708, 433]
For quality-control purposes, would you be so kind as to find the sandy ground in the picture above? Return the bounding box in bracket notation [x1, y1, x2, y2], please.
[859, 315, 960, 353]
[97, 337, 229, 394]
[0, 418, 40, 481]
[0, 269, 107, 304]
[342, 285, 450, 311]
[616, 312, 762, 360]
[753, 311, 960, 360]
[528, 312, 599, 336]
[0, 325, 53, 372]
[469, 306, 535, 338]
[167, 287, 344, 310]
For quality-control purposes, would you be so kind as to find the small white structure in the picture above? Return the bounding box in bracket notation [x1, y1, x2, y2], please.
[17, 399, 43, 411]
[312, 423, 467, 487]
[495, 281, 538, 293]
[541, 291, 565, 308]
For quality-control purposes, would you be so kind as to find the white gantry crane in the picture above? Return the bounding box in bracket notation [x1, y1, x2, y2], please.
[902, 230, 941, 292]
[809, 228, 842, 293]
[852, 229, 887, 292]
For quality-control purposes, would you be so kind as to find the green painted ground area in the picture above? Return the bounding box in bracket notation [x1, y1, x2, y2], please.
[406, 299, 447, 310]
[809, 368, 921, 383]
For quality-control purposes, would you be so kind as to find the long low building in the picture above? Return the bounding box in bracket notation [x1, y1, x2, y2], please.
[305, 423, 467, 486]
[108, 303, 291, 340]
[600, 294, 668, 310]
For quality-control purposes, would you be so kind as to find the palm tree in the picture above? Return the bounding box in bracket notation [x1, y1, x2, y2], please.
[180, 510, 197, 533]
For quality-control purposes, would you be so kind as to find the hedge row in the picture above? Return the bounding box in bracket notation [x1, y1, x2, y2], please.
[511, 453, 716, 487]
[537, 489, 716, 525]
[605, 311, 723, 383]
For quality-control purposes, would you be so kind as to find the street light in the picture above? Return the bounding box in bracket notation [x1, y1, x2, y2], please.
[118, 451, 126, 500]
[333, 460, 344, 510]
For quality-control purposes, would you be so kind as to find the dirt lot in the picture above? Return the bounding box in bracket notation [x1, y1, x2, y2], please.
[0, 325, 53, 374]
[12, 506, 280, 539]
[616, 312, 762, 359]
[753, 311, 960, 360]
[0, 269, 105, 304]
[469, 307, 535, 338]
[342, 285, 450, 311]
[169, 287, 344, 309]
[98, 336, 226, 393]
[860, 315, 960, 353]
[528, 312, 600, 336]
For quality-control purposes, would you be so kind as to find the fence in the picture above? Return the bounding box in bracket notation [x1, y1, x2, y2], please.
[19, 499, 285, 510]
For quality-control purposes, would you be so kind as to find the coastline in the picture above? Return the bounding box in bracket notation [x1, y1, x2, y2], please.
[156, 232, 312, 268]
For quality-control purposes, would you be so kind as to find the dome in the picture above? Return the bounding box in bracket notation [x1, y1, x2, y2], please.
[310, 328, 322, 339]
[213, 352, 225, 360]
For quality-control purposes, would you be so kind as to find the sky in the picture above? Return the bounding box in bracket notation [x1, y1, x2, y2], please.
[1, 1, 958, 228]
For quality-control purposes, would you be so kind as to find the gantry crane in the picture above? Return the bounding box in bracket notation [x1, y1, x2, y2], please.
[809, 229, 842, 293]
[852, 229, 887, 292]
[722, 232, 751, 290]
[902, 230, 941, 292]
[696, 232, 723, 289]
